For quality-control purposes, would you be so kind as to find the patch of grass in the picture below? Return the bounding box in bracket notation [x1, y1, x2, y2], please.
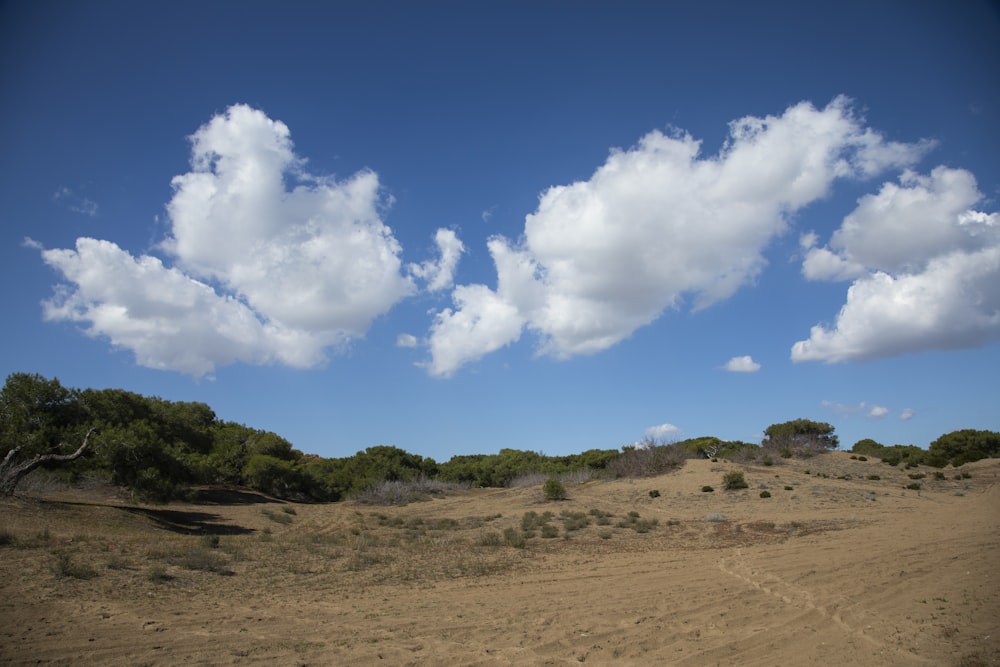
[701, 485, 715, 493]
[867, 474, 881, 480]
[933, 471, 946, 480]
[105, 555, 132, 570]
[477, 531, 503, 547]
[704, 513, 726, 523]
[598, 529, 613, 540]
[648, 489, 661, 498]
[261, 508, 293, 525]
[503, 527, 526, 548]
[146, 564, 172, 582]
[908, 473, 926, 480]
[200, 534, 220, 549]
[759, 491, 772, 498]
[906, 482, 922, 491]
[52, 551, 99, 579]
[784, 486, 794, 491]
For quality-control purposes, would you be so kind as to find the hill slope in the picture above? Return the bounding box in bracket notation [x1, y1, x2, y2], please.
[2, 452, 998, 666]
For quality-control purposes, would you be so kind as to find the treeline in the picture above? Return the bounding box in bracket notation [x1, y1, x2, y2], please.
[0, 373, 621, 502]
[852, 431, 1000, 468]
[2, 373, 997, 503]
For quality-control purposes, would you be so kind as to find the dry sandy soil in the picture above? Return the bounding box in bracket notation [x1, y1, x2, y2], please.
[2, 452, 998, 666]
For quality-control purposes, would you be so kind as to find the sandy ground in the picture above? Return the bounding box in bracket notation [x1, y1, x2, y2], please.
[1, 452, 998, 666]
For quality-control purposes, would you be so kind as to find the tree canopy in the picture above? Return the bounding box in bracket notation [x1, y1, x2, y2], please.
[1, 373, 996, 500]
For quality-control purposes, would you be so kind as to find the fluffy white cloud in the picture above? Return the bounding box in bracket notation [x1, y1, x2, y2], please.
[395, 333, 418, 348]
[867, 405, 889, 418]
[644, 423, 681, 441]
[795, 167, 1000, 362]
[41, 238, 327, 376]
[427, 97, 926, 376]
[723, 355, 761, 372]
[407, 228, 465, 292]
[40, 104, 453, 377]
[899, 408, 915, 421]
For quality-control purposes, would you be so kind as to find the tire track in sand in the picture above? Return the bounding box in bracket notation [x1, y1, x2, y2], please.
[717, 547, 934, 664]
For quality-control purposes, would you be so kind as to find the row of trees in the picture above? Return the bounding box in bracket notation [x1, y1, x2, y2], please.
[2, 373, 997, 502]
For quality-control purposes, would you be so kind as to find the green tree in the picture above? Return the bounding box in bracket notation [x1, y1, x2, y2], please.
[928, 429, 1000, 467]
[762, 419, 838, 455]
[0, 373, 91, 495]
[851, 438, 885, 457]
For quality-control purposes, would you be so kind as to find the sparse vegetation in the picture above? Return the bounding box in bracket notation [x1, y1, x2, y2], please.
[51, 550, 98, 579]
[759, 491, 771, 498]
[701, 485, 714, 493]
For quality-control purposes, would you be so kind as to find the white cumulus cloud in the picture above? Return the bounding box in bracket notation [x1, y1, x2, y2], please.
[426, 97, 927, 376]
[644, 422, 681, 441]
[867, 405, 889, 418]
[899, 408, 915, 421]
[794, 167, 1000, 362]
[723, 355, 761, 372]
[40, 104, 454, 377]
[407, 228, 465, 292]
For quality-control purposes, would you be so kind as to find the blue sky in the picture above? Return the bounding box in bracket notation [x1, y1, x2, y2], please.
[2, 1, 998, 461]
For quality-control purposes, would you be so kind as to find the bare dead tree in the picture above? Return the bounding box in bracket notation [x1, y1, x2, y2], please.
[0, 428, 96, 496]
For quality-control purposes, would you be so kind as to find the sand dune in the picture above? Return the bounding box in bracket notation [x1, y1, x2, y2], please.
[2, 452, 997, 666]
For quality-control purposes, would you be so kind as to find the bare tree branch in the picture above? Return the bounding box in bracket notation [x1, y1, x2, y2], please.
[0, 428, 96, 496]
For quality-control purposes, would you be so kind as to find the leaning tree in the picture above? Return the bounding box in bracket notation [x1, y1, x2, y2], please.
[0, 373, 92, 495]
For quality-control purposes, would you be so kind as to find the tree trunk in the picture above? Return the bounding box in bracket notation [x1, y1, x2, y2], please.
[0, 428, 96, 496]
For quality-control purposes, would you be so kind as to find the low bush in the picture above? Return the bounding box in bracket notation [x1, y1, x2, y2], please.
[906, 482, 922, 491]
[723, 471, 749, 490]
[52, 551, 98, 579]
[648, 489, 661, 498]
[759, 491, 772, 498]
[701, 485, 714, 493]
[543, 478, 567, 501]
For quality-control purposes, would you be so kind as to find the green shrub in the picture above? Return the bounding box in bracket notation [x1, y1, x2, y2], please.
[867, 474, 881, 480]
[783, 485, 793, 491]
[858, 456, 868, 461]
[701, 485, 714, 493]
[0, 529, 14, 547]
[906, 482, 922, 491]
[561, 511, 590, 531]
[759, 491, 772, 498]
[908, 473, 926, 480]
[502, 527, 526, 548]
[933, 471, 946, 480]
[543, 478, 567, 501]
[540, 524, 559, 539]
[598, 530, 613, 540]
[723, 471, 749, 490]
[648, 489, 661, 498]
